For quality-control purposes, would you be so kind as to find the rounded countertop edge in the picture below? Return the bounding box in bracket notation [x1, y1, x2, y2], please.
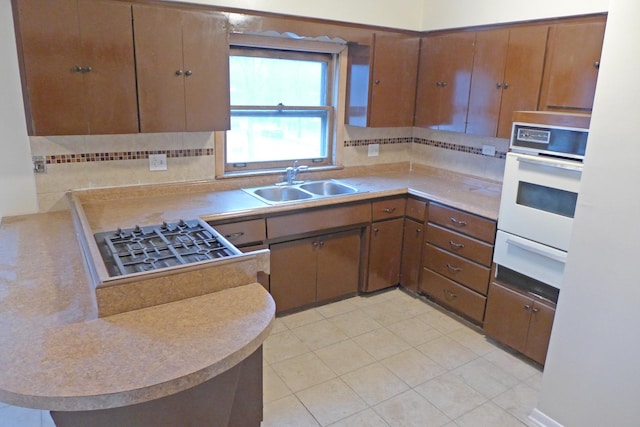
[0, 284, 275, 412]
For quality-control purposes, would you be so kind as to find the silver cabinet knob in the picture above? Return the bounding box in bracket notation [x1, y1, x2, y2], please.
[185, 70, 193, 76]
[175, 70, 184, 76]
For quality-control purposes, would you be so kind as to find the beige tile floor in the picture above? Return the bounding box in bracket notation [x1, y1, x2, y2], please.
[0, 288, 542, 427]
[262, 288, 543, 427]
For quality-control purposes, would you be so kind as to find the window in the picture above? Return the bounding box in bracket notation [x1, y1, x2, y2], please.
[220, 36, 346, 175]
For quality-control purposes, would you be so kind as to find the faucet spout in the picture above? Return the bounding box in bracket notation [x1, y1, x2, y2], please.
[283, 160, 308, 184]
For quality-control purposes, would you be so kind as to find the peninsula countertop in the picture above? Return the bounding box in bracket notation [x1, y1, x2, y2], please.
[0, 211, 274, 411]
[0, 164, 501, 412]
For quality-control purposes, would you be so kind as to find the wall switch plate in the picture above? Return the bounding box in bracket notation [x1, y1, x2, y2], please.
[368, 143, 380, 157]
[149, 154, 167, 171]
[33, 156, 46, 173]
[482, 144, 496, 156]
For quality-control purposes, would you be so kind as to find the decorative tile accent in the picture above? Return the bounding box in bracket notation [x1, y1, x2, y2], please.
[344, 137, 413, 147]
[344, 137, 507, 159]
[414, 138, 507, 159]
[45, 149, 215, 165]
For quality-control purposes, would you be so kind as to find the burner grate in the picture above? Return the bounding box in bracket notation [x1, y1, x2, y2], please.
[94, 219, 238, 277]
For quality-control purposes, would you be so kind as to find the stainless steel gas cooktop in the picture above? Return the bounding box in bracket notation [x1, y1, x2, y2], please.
[94, 219, 241, 277]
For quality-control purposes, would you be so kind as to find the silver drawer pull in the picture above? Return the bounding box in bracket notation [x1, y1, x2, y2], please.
[446, 263, 461, 272]
[449, 241, 464, 249]
[383, 207, 396, 213]
[443, 289, 458, 299]
[225, 231, 245, 240]
[450, 217, 467, 226]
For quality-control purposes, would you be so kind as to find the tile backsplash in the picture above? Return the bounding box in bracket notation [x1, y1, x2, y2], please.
[30, 126, 508, 212]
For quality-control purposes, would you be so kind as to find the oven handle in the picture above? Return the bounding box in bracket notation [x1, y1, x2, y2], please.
[516, 156, 583, 172]
[505, 238, 568, 264]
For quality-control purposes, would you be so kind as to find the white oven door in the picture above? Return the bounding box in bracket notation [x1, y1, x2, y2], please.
[498, 152, 582, 252]
[494, 230, 567, 289]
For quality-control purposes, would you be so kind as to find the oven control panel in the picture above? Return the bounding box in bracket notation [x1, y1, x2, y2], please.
[510, 122, 588, 160]
[516, 128, 551, 145]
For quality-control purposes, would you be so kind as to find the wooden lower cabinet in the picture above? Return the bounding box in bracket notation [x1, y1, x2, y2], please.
[484, 282, 556, 365]
[400, 218, 424, 293]
[269, 229, 360, 313]
[366, 218, 404, 292]
[420, 269, 486, 323]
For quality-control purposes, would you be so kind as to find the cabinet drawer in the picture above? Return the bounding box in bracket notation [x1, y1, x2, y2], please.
[420, 269, 486, 323]
[267, 203, 371, 239]
[424, 244, 490, 295]
[428, 203, 496, 243]
[211, 219, 266, 246]
[406, 198, 427, 222]
[426, 223, 493, 266]
[372, 197, 406, 221]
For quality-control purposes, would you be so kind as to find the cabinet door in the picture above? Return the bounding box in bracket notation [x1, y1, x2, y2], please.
[496, 26, 548, 138]
[316, 230, 361, 302]
[182, 11, 230, 131]
[484, 282, 531, 353]
[367, 218, 404, 292]
[269, 238, 317, 313]
[525, 301, 555, 365]
[415, 32, 475, 132]
[17, 0, 85, 135]
[16, 0, 137, 135]
[539, 18, 606, 111]
[369, 33, 420, 127]
[345, 44, 370, 127]
[78, 0, 138, 134]
[466, 29, 509, 136]
[400, 219, 424, 293]
[134, 5, 186, 132]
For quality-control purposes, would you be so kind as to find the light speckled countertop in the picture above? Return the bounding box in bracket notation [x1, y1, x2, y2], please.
[78, 166, 501, 233]
[0, 164, 500, 412]
[0, 211, 274, 411]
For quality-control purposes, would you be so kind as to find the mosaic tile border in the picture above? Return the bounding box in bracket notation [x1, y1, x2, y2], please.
[45, 148, 215, 165]
[344, 136, 507, 159]
[344, 137, 413, 147]
[42, 137, 506, 164]
[414, 137, 507, 159]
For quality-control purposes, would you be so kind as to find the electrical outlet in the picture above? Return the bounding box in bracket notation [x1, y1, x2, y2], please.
[32, 156, 46, 173]
[149, 154, 167, 171]
[482, 144, 496, 156]
[368, 143, 380, 157]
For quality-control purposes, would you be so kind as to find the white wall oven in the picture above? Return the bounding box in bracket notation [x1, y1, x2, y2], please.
[494, 112, 590, 296]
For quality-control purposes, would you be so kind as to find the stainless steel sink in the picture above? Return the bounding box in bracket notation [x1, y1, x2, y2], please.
[299, 181, 358, 196]
[252, 186, 313, 203]
[243, 180, 365, 204]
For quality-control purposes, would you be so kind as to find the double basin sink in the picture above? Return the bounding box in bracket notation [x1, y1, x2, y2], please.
[243, 180, 365, 204]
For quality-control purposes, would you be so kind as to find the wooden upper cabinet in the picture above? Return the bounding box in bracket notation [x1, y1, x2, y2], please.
[15, 0, 137, 135]
[368, 33, 420, 127]
[539, 17, 606, 112]
[134, 5, 230, 133]
[466, 26, 548, 138]
[414, 32, 475, 132]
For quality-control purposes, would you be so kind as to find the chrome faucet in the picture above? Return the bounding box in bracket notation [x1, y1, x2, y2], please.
[283, 160, 308, 185]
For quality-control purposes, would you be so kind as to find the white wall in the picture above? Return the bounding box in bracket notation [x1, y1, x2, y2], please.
[421, 0, 608, 30]
[533, 0, 640, 425]
[0, 1, 38, 221]
[175, 0, 426, 30]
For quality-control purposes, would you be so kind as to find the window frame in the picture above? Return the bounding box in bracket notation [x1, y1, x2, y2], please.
[216, 33, 348, 178]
